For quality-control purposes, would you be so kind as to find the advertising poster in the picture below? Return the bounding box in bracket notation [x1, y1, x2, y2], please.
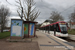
[11, 19, 23, 37]
[24, 24, 28, 34]
[29, 23, 34, 36]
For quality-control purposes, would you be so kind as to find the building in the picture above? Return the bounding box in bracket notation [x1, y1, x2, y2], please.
[68, 22, 75, 29]
[40, 20, 53, 27]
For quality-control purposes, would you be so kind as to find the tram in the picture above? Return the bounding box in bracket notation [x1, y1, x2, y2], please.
[40, 21, 68, 37]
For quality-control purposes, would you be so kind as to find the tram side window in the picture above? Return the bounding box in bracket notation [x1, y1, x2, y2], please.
[42, 27, 43, 30]
[41, 28, 42, 30]
[46, 26, 49, 30]
[50, 25, 54, 31]
[43, 27, 44, 30]
[46, 26, 47, 30]
[44, 27, 45, 30]
[56, 24, 60, 32]
[40, 28, 41, 30]
[49, 26, 50, 31]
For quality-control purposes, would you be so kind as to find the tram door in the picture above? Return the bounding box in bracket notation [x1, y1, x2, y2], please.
[54, 24, 56, 36]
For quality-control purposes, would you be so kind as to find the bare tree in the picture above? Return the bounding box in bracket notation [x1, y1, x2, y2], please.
[16, 0, 40, 21]
[70, 10, 75, 22]
[69, 9, 75, 30]
[0, 5, 10, 33]
[49, 11, 64, 23]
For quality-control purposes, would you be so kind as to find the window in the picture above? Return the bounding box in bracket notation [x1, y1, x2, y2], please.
[59, 24, 67, 31]
[56, 24, 60, 32]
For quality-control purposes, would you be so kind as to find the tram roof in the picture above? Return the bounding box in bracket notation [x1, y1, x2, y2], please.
[40, 21, 66, 28]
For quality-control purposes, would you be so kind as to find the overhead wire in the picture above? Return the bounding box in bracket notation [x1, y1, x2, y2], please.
[41, 0, 75, 14]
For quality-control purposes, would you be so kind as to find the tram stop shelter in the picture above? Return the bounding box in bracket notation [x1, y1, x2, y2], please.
[10, 19, 38, 40]
[23, 21, 38, 38]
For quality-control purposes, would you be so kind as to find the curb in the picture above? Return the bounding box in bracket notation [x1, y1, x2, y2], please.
[40, 31, 67, 42]
[50, 35, 67, 42]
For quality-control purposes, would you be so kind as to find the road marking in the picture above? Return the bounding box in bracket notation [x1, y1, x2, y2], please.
[40, 31, 67, 42]
[39, 31, 74, 50]
[50, 35, 67, 42]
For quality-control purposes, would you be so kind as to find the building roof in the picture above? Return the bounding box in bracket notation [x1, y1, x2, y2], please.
[71, 22, 75, 25]
[44, 20, 55, 23]
[68, 22, 75, 25]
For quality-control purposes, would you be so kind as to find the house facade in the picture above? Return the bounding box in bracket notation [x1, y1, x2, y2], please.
[68, 22, 75, 29]
[40, 20, 51, 27]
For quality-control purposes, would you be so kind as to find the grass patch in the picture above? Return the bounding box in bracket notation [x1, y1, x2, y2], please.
[0, 32, 10, 39]
[68, 29, 75, 35]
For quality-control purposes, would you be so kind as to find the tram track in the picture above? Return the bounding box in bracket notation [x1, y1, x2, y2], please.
[59, 37, 75, 42]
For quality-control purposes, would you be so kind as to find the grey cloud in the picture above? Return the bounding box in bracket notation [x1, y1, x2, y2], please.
[10, 12, 18, 17]
[2, 0, 75, 25]
[35, 0, 75, 23]
[10, 10, 19, 17]
[35, 1, 57, 23]
[60, 6, 75, 20]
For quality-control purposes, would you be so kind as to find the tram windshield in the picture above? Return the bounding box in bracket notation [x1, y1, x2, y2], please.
[59, 23, 67, 31]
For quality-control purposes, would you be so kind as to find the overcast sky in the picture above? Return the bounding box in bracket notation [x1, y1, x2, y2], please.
[0, 0, 75, 27]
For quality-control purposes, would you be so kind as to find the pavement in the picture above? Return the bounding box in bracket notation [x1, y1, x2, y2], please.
[0, 31, 75, 50]
[32, 31, 75, 50]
